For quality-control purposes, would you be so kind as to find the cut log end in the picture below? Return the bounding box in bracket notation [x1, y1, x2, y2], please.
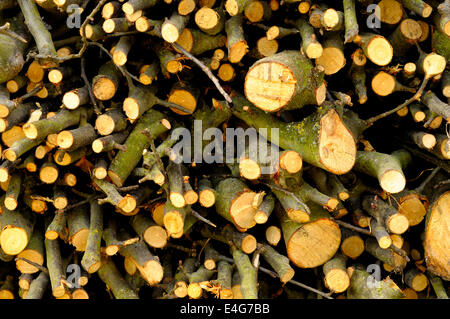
[118, 194, 138, 214]
[245, 1, 265, 23]
[4, 197, 18, 211]
[63, 92, 81, 110]
[257, 37, 278, 57]
[287, 219, 341, 268]
[239, 158, 261, 180]
[105, 245, 119, 256]
[400, 19, 423, 41]
[230, 191, 261, 229]
[324, 268, 350, 293]
[225, 0, 239, 16]
[266, 225, 281, 246]
[245, 61, 297, 112]
[323, 9, 340, 30]
[318, 109, 356, 175]
[169, 192, 186, 208]
[56, 131, 74, 149]
[48, 69, 63, 84]
[178, 0, 196, 15]
[71, 229, 89, 252]
[195, 8, 219, 30]
[123, 97, 140, 120]
[113, 51, 128, 67]
[279, 150, 302, 174]
[316, 47, 346, 75]
[286, 208, 310, 224]
[377, 0, 403, 25]
[366, 37, 393, 66]
[95, 114, 116, 136]
[122, 3, 135, 15]
[103, 19, 117, 33]
[187, 282, 203, 299]
[141, 260, 164, 285]
[305, 42, 323, 60]
[199, 189, 216, 208]
[229, 41, 248, 64]
[218, 63, 235, 82]
[341, 236, 364, 259]
[423, 53, 446, 77]
[174, 282, 188, 298]
[380, 170, 406, 194]
[254, 211, 268, 224]
[409, 273, 428, 292]
[266, 26, 279, 41]
[371, 71, 396, 96]
[144, 226, 168, 249]
[54, 197, 68, 210]
[23, 123, 38, 140]
[16, 250, 44, 274]
[163, 210, 184, 237]
[93, 78, 117, 101]
[387, 213, 409, 234]
[424, 191, 450, 280]
[40, 165, 59, 184]
[241, 235, 257, 254]
[0, 226, 28, 255]
[378, 235, 392, 249]
[161, 23, 181, 43]
[184, 190, 198, 205]
[168, 89, 197, 115]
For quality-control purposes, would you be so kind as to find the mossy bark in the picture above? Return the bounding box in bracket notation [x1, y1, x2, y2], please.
[346, 266, 404, 299]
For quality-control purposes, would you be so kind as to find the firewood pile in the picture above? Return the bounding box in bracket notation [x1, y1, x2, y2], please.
[0, 0, 448, 300]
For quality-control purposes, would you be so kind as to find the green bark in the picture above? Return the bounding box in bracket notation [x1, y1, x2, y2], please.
[98, 258, 140, 299]
[232, 94, 355, 174]
[24, 272, 49, 299]
[231, 245, 258, 299]
[108, 109, 169, 187]
[81, 201, 103, 274]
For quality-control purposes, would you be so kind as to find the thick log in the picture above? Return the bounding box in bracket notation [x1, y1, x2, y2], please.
[277, 202, 341, 268]
[232, 95, 356, 175]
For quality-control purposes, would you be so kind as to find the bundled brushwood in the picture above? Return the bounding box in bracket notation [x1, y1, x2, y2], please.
[0, 0, 447, 302]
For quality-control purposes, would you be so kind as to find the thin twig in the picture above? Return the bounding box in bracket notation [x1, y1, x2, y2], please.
[389, 244, 410, 262]
[331, 218, 372, 236]
[15, 257, 49, 275]
[57, 197, 95, 213]
[365, 76, 430, 126]
[155, 97, 194, 114]
[434, 179, 450, 189]
[0, 22, 28, 43]
[416, 167, 441, 194]
[87, 42, 141, 84]
[171, 42, 233, 106]
[394, 141, 450, 174]
[220, 256, 333, 299]
[13, 83, 44, 105]
[81, 56, 101, 115]
[190, 209, 217, 228]
[27, 0, 108, 62]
